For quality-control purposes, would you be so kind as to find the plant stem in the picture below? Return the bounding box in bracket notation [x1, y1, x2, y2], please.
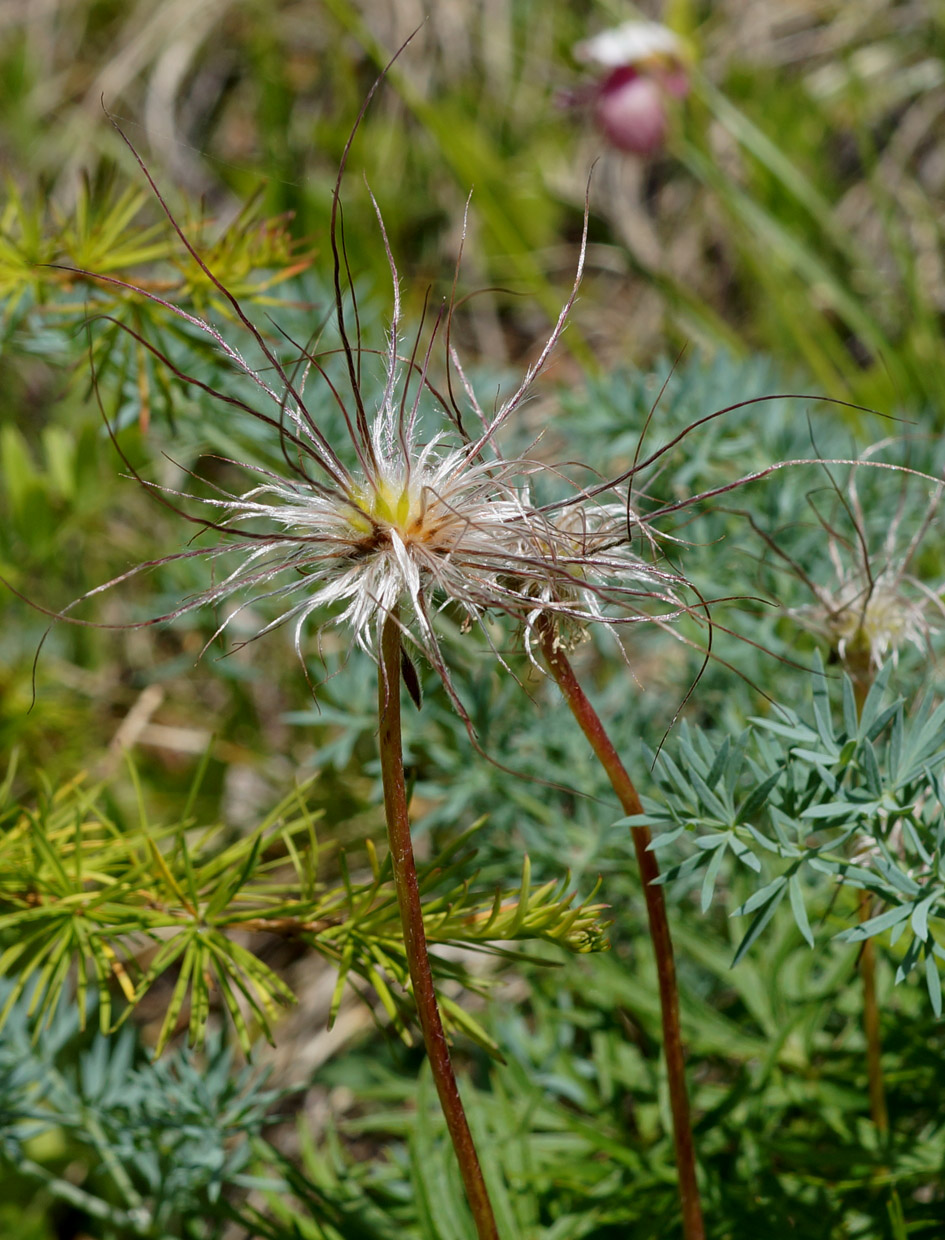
[850, 661, 889, 1135]
[18, 1157, 162, 1237]
[378, 613, 499, 1240]
[539, 625, 705, 1240]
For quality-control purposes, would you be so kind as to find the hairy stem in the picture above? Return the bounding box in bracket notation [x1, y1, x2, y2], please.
[539, 626, 705, 1240]
[378, 613, 499, 1240]
[850, 661, 889, 1135]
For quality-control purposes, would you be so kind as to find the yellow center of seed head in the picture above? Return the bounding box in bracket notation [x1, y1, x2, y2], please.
[371, 478, 413, 528]
[345, 477, 431, 543]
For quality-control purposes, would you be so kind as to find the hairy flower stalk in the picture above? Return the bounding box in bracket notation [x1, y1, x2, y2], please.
[40, 81, 699, 1231]
[378, 610, 498, 1239]
[538, 618, 705, 1240]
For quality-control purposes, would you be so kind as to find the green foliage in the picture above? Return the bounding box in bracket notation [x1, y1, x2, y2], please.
[628, 658, 945, 1011]
[4, 0, 945, 411]
[0, 985, 286, 1239]
[677, 35, 945, 414]
[0, 767, 608, 1056]
[234, 937, 945, 1239]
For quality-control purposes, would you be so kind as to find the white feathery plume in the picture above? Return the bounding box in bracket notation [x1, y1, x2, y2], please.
[789, 446, 945, 669]
[49, 96, 692, 718]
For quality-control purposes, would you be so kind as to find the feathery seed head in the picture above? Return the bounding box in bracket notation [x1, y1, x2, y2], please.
[782, 455, 945, 675]
[52, 86, 701, 723]
[800, 566, 937, 673]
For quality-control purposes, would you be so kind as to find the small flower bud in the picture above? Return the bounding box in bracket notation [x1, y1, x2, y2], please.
[574, 20, 690, 157]
[595, 67, 669, 156]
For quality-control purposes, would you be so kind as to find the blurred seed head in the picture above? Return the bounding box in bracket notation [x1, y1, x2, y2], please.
[780, 453, 945, 678]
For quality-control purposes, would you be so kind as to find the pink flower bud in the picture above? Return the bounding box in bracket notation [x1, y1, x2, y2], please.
[595, 67, 669, 156]
[573, 21, 690, 157]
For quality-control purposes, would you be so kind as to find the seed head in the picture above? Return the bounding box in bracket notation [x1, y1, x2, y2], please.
[773, 451, 945, 675]
[54, 103, 690, 722]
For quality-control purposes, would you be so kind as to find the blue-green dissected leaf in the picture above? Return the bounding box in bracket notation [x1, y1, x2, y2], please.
[836, 902, 911, 941]
[733, 874, 788, 919]
[735, 769, 782, 824]
[910, 893, 939, 943]
[788, 873, 814, 948]
[926, 948, 942, 1017]
[700, 843, 727, 913]
[732, 881, 789, 965]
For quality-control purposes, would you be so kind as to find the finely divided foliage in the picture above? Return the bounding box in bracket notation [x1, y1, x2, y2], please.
[630, 657, 945, 1011]
[0, 766, 608, 1054]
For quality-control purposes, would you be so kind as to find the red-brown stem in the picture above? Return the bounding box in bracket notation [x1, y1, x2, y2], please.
[378, 614, 499, 1240]
[540, 626, 705, 1240]
[849, 663, 889, 1136]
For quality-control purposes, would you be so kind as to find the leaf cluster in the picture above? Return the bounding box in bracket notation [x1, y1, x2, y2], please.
[1, 173, 312, 441]
[0, 984, 286, 1239]
[0, 762, 608, 1056]
[1, 174, 307, 321]
[628, 656, 945, 1010]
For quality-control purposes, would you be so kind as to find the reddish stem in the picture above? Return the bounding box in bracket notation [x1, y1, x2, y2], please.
[849, 662, 889, 1136]
[540, 626, 705, 1240]
[378, 614, 498, 1240]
